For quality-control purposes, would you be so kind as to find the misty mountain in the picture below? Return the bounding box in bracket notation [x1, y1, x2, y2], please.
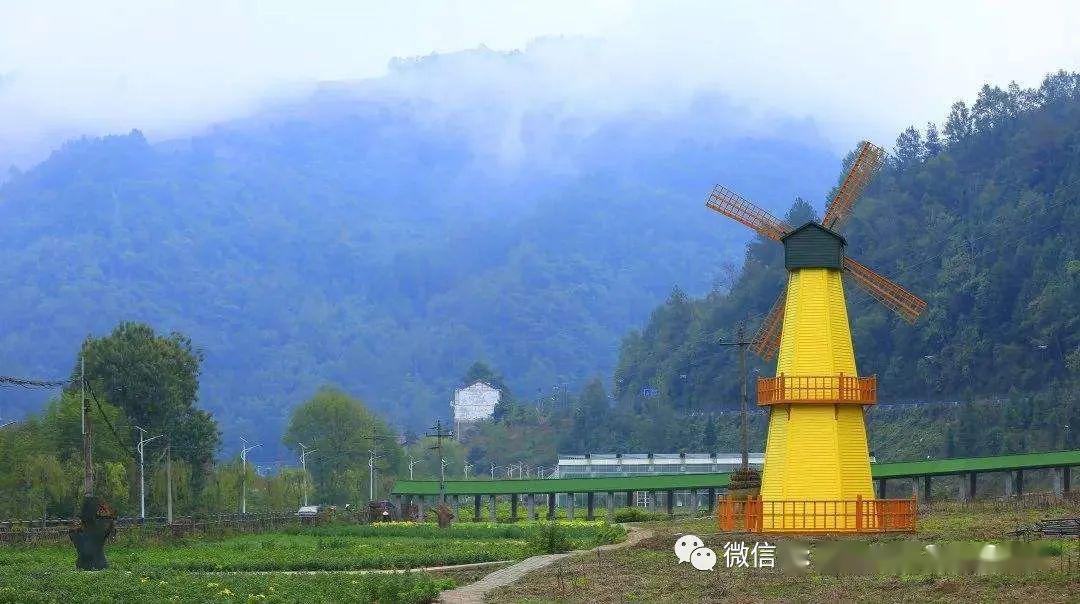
[0, 46, 840, 454]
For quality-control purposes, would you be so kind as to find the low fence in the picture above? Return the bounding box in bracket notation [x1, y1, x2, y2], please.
[0, 512, 304, 545]
[717, 496, 917, 534]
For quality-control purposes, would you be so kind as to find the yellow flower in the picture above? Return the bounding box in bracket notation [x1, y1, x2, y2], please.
[159, 581, 168, 587]
[217, 588, 233, 596]
[140, 577, 149, 583]
[207, 582, 220, 588]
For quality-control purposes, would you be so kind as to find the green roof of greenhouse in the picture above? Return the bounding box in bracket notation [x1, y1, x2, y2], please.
[870, 449, 1080, 478]
[390, 449, 1080, 496]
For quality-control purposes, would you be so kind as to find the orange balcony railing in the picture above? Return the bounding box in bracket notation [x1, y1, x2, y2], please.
[756, 374, 876, 406]
[716, 495, 916, 534]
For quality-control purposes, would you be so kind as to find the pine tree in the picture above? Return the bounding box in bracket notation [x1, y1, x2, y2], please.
[924, 122, 943, 157]
[893, 125, 923, 170]
[943, 100, 972, 146]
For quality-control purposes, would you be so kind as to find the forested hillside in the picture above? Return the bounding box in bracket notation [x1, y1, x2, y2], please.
[0, 45, 838, 452]
[605, 72, 1079, 452]
[458, 73, 1080, 469]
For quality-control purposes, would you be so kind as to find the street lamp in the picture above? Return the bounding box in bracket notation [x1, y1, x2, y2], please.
[134, 426, 163, 521]
[298, 443, 316, 506]
[240, 438, 261, 514]
[369, 449, 383, 502]
[408, 454, 425, 480]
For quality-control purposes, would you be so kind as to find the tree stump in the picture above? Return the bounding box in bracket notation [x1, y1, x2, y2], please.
[435, 503, 454, 529]
[69, 497, 115, 570]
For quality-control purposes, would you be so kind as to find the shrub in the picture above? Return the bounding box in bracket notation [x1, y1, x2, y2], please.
[528, 522, 573, 554]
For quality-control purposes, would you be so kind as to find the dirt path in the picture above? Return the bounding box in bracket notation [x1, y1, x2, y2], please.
[438, 524, 653, 604]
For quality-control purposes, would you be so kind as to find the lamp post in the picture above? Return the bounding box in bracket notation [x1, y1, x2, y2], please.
[240, 438, 261, 514]
[134, 426, 163, 521]
[408, 454, 425, 480]
[298, 443, 316, 507]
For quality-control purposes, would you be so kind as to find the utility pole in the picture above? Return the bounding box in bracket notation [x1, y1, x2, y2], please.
[134, 426, 162, 520]
[425, 420, 453, 503]
[81, 356, 94, 497]
[240, 438, 261, 514]
[718, 322, 754, 471]
[165, 441, 173, 525]
[298, 443, 316, 506]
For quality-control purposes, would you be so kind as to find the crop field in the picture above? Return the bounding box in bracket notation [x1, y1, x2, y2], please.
[489, 501, 1080, 603]
[0, 520, 623, 603]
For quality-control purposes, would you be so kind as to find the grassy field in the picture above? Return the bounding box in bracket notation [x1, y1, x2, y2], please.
[0, 520, 622, 603]
[488, 501, 1080, 603]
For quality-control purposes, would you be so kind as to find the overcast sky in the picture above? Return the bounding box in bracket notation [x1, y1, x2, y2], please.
[2, 1, 1079, 168]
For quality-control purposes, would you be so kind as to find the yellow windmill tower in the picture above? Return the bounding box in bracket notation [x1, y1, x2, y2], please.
[707, 142, 927, 532]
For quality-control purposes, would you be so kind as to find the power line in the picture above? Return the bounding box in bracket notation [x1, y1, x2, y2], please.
[0, 376, 70, 389]
[85, 387, 136, 460]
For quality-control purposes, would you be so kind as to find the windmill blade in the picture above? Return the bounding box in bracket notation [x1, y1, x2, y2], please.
[842, 257, 927, 323]
[706, 185, 792, 242]
[822, 141, 887, 229]
[751, 289, 786, 361]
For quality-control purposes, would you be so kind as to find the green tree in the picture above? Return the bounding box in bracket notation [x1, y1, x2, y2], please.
[74, 322, 220, 486]
[283, 387, 403, 505]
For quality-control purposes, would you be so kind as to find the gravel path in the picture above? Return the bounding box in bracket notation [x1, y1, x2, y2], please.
[438, 524, 653, 604]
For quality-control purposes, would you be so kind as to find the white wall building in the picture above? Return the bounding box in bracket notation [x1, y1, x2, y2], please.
[451, 381, 501, 432]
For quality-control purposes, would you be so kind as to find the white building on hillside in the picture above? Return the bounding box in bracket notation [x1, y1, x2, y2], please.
[451, 381, 501, 433]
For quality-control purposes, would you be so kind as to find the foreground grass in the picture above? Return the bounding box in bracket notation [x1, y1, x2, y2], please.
[0, 521, 622, 602]
[0, 521, 624, 572]
[0, 567, 449, 604]
[489, 501, 1080, 603]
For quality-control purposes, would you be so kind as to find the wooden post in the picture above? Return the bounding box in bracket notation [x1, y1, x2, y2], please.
[473, 495, 481, 521]
[488, 495, 496, 522]
[959, 473, 976, 502]
[624, 491, 634, 508]
[547, 493, 556, 520]
[689, 489, 699, 516]
[876, 478, 887, 499]
[567, 492, 575, 520]
[665, 490, 674, 517]
[855, 494, 863, 532]
[707, 488, 716, 513]
[510, 494, 519, 522]
[526, 494, 536, 520]
[586, 492, 595, 520]
[921, 476, 932, 503]
[607, 492, 615, 520]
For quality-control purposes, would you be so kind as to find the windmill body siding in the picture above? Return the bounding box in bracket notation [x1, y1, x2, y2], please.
[782, 222, 845, 270]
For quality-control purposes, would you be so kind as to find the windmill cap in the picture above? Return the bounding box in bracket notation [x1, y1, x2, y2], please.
[780, 221, 847, 245]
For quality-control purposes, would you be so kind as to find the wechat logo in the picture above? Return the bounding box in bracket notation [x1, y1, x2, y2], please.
[674, 534, 717, 571]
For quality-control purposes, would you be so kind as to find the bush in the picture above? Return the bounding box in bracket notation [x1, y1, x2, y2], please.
[528, 522, 573, 554]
